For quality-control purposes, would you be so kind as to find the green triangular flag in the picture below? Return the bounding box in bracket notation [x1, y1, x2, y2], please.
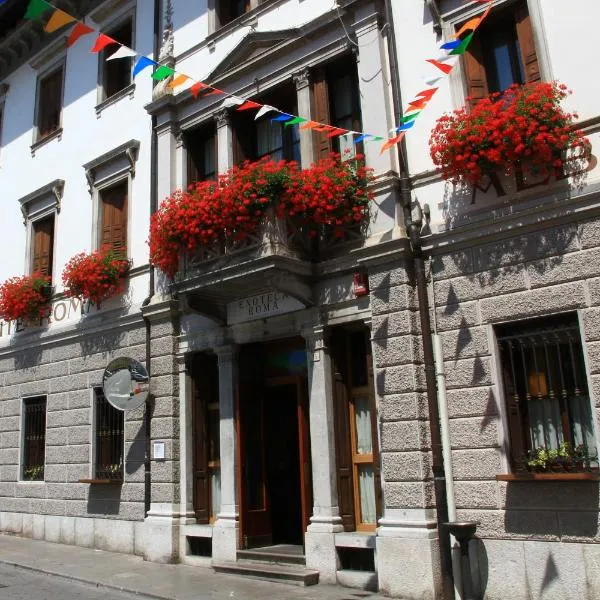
[24, 0, 50, 20]
[284, 116, 307, 127]
[152, 65, 175, 81]
[401, 112, 421, 124]
[449, 31, 475, 56]
[369, 136, 385, 142]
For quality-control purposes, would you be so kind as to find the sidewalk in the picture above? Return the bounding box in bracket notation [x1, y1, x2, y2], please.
[0, 534, 388, 600]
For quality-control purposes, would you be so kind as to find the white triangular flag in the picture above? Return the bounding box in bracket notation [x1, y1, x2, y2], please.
[221, 96, 244, 109]
[107, 46, 138, 61]
[255, 105, 277, 120]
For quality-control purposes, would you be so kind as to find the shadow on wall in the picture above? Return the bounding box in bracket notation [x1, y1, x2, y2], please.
[87, 484, 123, 516]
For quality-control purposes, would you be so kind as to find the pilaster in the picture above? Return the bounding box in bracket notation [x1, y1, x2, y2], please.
[302, 325, 342, 583]
[293, 68, 315, 168]
[215, 109, 234, 175]
[212, 344, 240, 562]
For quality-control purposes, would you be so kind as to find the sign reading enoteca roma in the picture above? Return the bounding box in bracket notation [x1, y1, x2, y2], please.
[227, 292, 305, 325]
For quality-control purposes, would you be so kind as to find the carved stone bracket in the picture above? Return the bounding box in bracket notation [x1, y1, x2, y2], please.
[425, 0, 442, 35]
[215, 108, 231, 129]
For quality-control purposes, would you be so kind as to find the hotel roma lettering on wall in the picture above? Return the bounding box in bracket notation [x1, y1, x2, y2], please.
[0, 296, 89, 338]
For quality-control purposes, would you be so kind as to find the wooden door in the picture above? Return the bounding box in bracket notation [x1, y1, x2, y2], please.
[296, 378, 313, 538]
[100, 182, 128, 255]
[32, 216, 54, 278]
[239, 345, 272, 548]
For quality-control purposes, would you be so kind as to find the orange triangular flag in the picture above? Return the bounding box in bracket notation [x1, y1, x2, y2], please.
[300, 121, 321, 130]
[327, 127, 348, 138]
[44, 9, 76, 33]
[380, 132, 405, 154]
[455, 17, 482, 39]
[67, 22, 94, 48]
[168, 74, 189, 89]
[91, 33, 118, 53]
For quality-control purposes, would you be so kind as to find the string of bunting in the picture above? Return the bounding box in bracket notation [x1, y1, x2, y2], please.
[20, 0, 493, 155]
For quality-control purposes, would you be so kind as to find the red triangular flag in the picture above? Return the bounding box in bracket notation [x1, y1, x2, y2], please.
[415, 88, 438, 102]
[190, 82, 223, 98]
[67, 22, 94, 48]
[425, 59, 454, 74]
[327, 127, 348, 138]
[237, 100, 262, 111]
[190, 82, 204, 98]
[91, 33, 118, 53]
[406, 98, 429, 111]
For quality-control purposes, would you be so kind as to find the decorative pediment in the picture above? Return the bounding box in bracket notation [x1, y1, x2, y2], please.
[206, 28, 300, 82]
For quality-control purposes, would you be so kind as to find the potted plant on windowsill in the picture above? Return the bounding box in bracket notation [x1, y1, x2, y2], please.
[62, 245, 130, 307]
[429, 82, 590, 188]
[525, 442, 598, 473]
[0, 272, 52, 325]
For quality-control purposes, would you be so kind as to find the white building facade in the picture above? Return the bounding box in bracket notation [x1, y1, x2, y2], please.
[2, 0, 600, 599]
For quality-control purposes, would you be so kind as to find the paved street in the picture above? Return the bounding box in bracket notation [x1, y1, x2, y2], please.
[0, 563, 149, 600]
[0, 535, 386, 600]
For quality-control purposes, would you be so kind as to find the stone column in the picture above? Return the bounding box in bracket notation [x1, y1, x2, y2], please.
[156, 118, 179, 201]
[353, 2, 395, 176]
[212, 344, 239, 562]
[293, 69, 315, 168]
[302, 325, 343, 584]
[215, 109, 234, 175]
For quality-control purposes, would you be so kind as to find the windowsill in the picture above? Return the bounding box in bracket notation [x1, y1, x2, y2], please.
[496, 473, 600, 481]
[95, 83, 136, 117]
[79, 478, 124, 485]
[31, 128, 63, 156]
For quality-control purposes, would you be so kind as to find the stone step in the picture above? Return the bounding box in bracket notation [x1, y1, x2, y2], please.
[236, 548, 306, 565]
[212, 559, 319, 586]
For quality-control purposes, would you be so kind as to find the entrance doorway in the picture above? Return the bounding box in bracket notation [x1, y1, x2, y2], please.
[238, 340, 312, 549]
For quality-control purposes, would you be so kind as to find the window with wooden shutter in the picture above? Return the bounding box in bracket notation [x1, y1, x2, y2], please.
[100, 181, 128, 257]
[102, 18, 133, 100]
[22, 396, 47, 481]
[31, 215, 55, 279]
[311, 68, 333, 160]
[186, 124, 217, 184]
[37, 67, 63, 140]
[461, 0, 539, 99]
[191, 353, 220, 524]
[331, 326, 382, 532]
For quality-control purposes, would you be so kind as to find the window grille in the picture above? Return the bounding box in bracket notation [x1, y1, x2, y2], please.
[497, 314, 597, 470]
[95, 387, 124, 480]
[23, 396, 46, 481]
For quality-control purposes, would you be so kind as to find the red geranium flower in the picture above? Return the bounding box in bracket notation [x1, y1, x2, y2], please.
[0, 272, 51, 322]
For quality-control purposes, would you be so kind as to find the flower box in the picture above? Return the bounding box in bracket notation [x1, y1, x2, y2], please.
[0, 272, 52, 323]
[429, 82, 590, 188]
[62, 245, 130, 306]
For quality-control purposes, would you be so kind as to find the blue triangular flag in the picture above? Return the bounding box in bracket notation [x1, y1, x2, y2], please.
[440, 40, 462, 51]
[396, 121, 416, 133]
[133, 56, 157, 79]
[354, 134, 372, 144]
[271, 113, 294, 122]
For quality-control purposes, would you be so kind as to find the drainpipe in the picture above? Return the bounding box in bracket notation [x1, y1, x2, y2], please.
[383, 1, 455, 597]
[141, 0, 162, 518]
[406, 211, 454, 600]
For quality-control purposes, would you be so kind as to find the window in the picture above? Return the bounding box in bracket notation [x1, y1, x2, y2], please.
[100, 181, 128, 256]
[22, 396, 47, 481]
[461, 1, 540, 100]
[31, 215, 55, 279]
[94, 387, 124, 480]
[101, 17, 133, 100]
[312, 56, 362, 160]
[232, 82, 300, 164]
[186, 124, 217, 184]
[191, 353, 221, 524]
[497, 314, 597, 471]
[215, 0, 251, 28]
[331, 326, 382, 532]
[36, 66, 63, 141]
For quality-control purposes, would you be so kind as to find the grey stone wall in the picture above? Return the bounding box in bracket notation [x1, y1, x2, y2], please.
[430, 218, 600, 546]
[0, 317, 155, 547]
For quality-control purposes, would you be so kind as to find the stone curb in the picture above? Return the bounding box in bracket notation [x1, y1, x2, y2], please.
[0, 558, 171, 600]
